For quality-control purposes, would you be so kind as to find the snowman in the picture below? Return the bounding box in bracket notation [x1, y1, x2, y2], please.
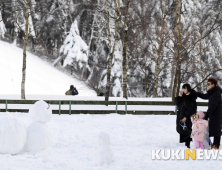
[0, 100, 53, 155]
[0, 115, 27, 154]
[25, 100, 53, 152]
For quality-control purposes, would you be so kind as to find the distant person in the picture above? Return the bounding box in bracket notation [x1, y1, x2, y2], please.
[65, 85, 78, 95]
[98, 92, 104, 97]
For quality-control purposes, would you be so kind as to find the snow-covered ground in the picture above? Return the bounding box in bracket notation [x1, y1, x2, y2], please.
[0, 40, 96, 96]
[0, 112, 221, 170]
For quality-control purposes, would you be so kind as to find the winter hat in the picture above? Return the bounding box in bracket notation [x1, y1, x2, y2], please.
[197, 111, 205, 119]
[70, 85, 74, 90]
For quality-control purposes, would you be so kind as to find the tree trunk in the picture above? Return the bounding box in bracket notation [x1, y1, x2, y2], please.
[153, 56, 160, 97]
[13, 2, 18, 44]
[113, 0, 130, 99]
[170, 65, 175, 97]
[81, 13, 95, 81]
[122, 0, 131, 99]
[105, 46, 116, 104]
[87, 26, 102, 82]
[172, 0, 182, 101]
[105, 20, 118, 104]
[21, 0, 30, 99]
[114, 0, 131, 99]
[145, 73, 149, 97]
[172, 65, 179, 100]
[199, 30, 205, 93]
[122, 28, 128, 99]
[161, 78, 164, 96]
[176, 64, 181, 97]
[153, 4, 166, 98]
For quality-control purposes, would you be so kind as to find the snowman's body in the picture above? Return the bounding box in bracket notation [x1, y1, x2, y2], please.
[0, 100, 53, 155]
[25, 100, 53, 152]
[0, 116, 27, 154]
[25, 122, 53, 151]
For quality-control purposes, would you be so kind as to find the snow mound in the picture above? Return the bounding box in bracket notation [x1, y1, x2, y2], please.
[0, 115, 27, 154]
[25, 122, 53, 152]
[29, 100, 52, 123]
[97, 132, 114, 165]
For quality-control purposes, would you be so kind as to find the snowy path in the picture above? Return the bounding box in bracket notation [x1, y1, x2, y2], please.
[0, 40, 96, 96]
[0, 112, 221, 170]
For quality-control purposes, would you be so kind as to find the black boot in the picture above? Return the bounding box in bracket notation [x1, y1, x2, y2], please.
[213, 136, 221, 149]
[185, 139, 191, 149]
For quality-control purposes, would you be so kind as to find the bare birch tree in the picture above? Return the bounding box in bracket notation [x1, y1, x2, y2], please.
[21, 0, 31, 99]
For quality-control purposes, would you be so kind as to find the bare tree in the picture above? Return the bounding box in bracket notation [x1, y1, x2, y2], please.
[113, 0, 131, 99]
[21, 0, 31, 99]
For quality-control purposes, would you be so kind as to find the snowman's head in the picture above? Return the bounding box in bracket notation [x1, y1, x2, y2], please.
[29, 100, 52, 123]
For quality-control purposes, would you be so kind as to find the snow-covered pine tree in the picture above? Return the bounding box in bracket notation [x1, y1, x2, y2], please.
[59, 20, 88, 74]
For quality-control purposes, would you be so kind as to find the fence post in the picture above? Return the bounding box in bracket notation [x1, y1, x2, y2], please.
[175, 105, 178, 115]
[115, 101, 118, 113]
[5, 100, 7, 112]
[125, 101, 127, 114]
[69, 101, 71, 115]
[59, 101, 61, 115]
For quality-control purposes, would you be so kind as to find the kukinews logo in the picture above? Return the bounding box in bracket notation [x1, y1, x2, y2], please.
[152, 149, 222, 160]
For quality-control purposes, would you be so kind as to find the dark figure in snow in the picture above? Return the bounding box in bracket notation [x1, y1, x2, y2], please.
[175, 84, 197, 148]
[65, 85, 78, 95]
[197, 78, 222, 149]
[97, 92, 104, 96]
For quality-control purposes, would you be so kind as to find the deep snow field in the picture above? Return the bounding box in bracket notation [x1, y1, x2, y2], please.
[0, 112, 222, 170]
[0, 40, 96, 96]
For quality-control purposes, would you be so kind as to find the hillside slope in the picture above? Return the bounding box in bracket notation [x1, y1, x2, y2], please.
[0, 41, 96, 96]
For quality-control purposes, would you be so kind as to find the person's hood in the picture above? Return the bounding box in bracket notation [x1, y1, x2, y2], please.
[207, 86, 222, 96]
[197, 111, 205, 119]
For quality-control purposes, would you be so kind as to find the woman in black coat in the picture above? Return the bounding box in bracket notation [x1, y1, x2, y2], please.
[197, 78, 222, 149]
[175, 84, 197, 148]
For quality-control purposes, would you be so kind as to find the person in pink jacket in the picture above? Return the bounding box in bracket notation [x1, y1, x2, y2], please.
[191, 111, 208, 149]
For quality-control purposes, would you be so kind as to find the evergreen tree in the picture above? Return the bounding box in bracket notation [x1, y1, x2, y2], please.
[59, 20, 88, 71]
